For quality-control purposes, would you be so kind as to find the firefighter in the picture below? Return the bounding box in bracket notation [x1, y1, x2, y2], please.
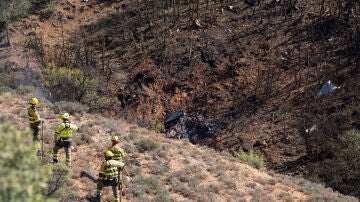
[28, 97, 42, 156]
[52, 113, 79, 166]
[108, 135, 126, 162]
[97, 150, 125, 202]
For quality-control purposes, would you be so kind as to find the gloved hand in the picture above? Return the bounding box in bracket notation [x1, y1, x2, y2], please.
[99, 173, 105, 180]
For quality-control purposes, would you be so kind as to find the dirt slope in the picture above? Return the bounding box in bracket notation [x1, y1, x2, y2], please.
[0, 86, 357, 201]
[0, 39, 358, 202]
[16, 0, 359, 172]
[2, 0, 359, 200]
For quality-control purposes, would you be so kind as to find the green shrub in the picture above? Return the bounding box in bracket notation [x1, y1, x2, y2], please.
[149, 115, 162, 133]
[83, 92, 121, 112]
[0, 117, 53, 202]
[135, 138, 159, 152]
[233, 149, 265, 169]
[42, 63, 98, 101]
[46, 164, 72, 199]
[313, 129, 360, 198]
[42, 63, 120, 110]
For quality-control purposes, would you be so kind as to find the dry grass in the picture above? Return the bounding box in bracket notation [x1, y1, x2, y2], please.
[2, 95, 358, 201]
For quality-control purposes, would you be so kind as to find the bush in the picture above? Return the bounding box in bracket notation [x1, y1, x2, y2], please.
[312, 129, 360, 198]
[128, 176, 160, 197]
[42, 63, 120, 110]
[149, 115, 162, 133]
[42, 63, 98, 102]
[0, 91, 14, 105]
[51, 101, 89, 115]
[135, 138, 159, 152]
[16, 85, 35, 95]
[153, 189, 175, 202]
[39, 5, 54, 21]
[46, 164, 72, 199]
[233, 149, 265, 170]
[82, 92, 121, 112]
[0, 117, 53, 202]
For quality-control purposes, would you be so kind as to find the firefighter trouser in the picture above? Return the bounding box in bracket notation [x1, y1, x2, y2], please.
[53, 138, 72, 166]
[30, 121, 41, 151]
[97, 179, 120, 202]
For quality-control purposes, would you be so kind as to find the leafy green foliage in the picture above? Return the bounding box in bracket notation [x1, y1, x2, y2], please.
[149, 115, 162, 133]
[0, 117, 53, 202]
[42, 63, 98, 102]
[42, 63, 120, 111]
[313, 130, 360, 198]
[233, 149, 265, 170]
[82, 91, 121, 111]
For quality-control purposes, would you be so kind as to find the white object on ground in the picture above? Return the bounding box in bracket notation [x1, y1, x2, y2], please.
[316, 80, 340, 99]
[305, 124, 317, 134]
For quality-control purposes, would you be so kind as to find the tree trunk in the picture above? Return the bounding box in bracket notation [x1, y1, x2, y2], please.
[6, 21, 10, 46]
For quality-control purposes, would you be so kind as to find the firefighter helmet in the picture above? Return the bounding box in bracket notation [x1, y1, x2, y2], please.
[111, 136, 119, 143]
[29, 97, 39, 105]
[60, 113, 70, 120]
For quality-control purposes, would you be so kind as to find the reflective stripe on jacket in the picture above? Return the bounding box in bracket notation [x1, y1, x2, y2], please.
[98, 160, 125, 180]
[55, 121, 78, 138]
[108, 145, 126, 161]
[28, 106, 41, 123]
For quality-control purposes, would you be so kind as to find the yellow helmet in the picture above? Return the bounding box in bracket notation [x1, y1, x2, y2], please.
[105, 150, 114, 158]
[111, 136, 119, 143]
[29, 97, 39, 105]
[60, 113, 70, 120]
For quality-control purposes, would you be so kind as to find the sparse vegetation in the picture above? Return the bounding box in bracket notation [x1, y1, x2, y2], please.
[51, 101, 88, 115]
[233, 149, 265, 170]
[0, 0, 31, 45]
[135, 137, 160, 152]
[39, 4, 55, 21]
[46, 164, 72, 200]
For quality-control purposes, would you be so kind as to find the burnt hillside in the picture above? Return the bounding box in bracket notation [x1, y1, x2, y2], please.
[17, 0, 360, 197]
